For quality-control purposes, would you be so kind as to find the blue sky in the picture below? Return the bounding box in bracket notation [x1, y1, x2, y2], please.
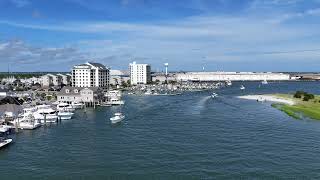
[0, 0, 320, 72]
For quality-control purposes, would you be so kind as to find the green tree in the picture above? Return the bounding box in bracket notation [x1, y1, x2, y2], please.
[294, 91, 305, 98]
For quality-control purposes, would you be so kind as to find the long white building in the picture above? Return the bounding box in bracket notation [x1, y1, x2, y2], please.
[72, 62, 110, 89]
[175, 72, 290, 81]
[41, 74, 62, 87]
[129, 61, 151, 85]
[57, 73, 71, 86]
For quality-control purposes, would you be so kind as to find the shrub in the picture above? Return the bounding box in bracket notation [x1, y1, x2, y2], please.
[294, 91, 305, 98]
[303, 93, 315, 101]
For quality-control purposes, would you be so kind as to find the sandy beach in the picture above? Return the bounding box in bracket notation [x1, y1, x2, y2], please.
[237, 95, 295, 105]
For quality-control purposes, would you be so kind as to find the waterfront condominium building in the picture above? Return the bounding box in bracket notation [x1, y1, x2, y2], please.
[129, 61, 151, 85]
[41, 74, 62, 87]
[71, 62, 110, 89]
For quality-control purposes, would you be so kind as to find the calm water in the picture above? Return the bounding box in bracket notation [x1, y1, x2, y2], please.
[1, 81, 320, 179]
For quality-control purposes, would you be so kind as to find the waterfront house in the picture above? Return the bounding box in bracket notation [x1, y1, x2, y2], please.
[57, 86, 104, 107]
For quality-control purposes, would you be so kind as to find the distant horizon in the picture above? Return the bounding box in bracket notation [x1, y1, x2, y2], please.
[1, 71, 320, 74]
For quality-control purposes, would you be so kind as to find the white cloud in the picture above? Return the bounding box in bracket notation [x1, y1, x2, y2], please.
[1, 5, 320, 71]
[10, 0, 30, 7]
[0, 40, 87, 71]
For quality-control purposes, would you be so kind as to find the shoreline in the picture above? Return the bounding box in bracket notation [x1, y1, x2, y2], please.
[237, 95, 295, 105]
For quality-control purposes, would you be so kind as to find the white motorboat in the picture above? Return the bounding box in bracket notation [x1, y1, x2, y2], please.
[144, 90, 152, 95]
[57, 111, 74, 120]
[0, 137, 12, 149]
[226, 80, 232, 86]
[0, 125, 10, 133]
[110, 113, 125, 124]
[34, 105, 58, 123]
[103, 99, 125, 106]
[15, 113, 41, 130]
[211, 92, 218, 98]
[57, 103, 75, 112]
[262, 79, 268, 85]
[240, 85, 246, 90]
[71, 102, 83, 109]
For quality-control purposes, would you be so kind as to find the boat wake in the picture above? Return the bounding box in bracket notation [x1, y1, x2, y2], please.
[215, 96, 241, 109]
[191, 96, 211, 114]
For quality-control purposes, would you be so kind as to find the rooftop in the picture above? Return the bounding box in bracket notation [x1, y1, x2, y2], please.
[58, 86, 100, 96]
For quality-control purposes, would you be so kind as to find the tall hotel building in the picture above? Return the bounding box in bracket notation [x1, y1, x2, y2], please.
[129, 61, 151, 85]
[72, 62, 110, 89]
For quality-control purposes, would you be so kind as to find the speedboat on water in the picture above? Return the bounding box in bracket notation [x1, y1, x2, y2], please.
[211, 92, 218, 98]
[240, 85, 246, 90]
[110, 113, 125, 124]
[0, 137, 12, 149]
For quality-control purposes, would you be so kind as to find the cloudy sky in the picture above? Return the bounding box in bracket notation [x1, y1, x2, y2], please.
[0, 0, 320, 72]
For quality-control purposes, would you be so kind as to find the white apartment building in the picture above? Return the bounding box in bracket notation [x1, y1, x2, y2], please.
[57, 73, 71, 85]
[40, 74, 53, 87]
[71, 62, 110, 89]
[129, 61, 151, 85]
[41, 74, 62, 87]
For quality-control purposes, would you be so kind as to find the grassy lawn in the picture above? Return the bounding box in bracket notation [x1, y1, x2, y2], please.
[271, 93, 320, 120]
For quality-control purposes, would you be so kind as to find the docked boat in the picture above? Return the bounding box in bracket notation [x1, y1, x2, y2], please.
[57, 111, 74, 120]
[144, 91, 152, 95]
[71, 102, 83, 109]
[226, 80, 232, 86]
[262, 79, 268, 85]
[57, 103, 75, 112]
[15, 112, 41, 130]
[240, 85, 246, 90]
[110, 113, 125, 124]
[0, 125, 10, 133]
[0, 137, 12, 149]
[103, 99, 125, 106]
[34, 105, 58, 123]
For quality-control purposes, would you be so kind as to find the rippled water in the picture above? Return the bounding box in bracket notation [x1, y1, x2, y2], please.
[1, 81, 320, 179]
